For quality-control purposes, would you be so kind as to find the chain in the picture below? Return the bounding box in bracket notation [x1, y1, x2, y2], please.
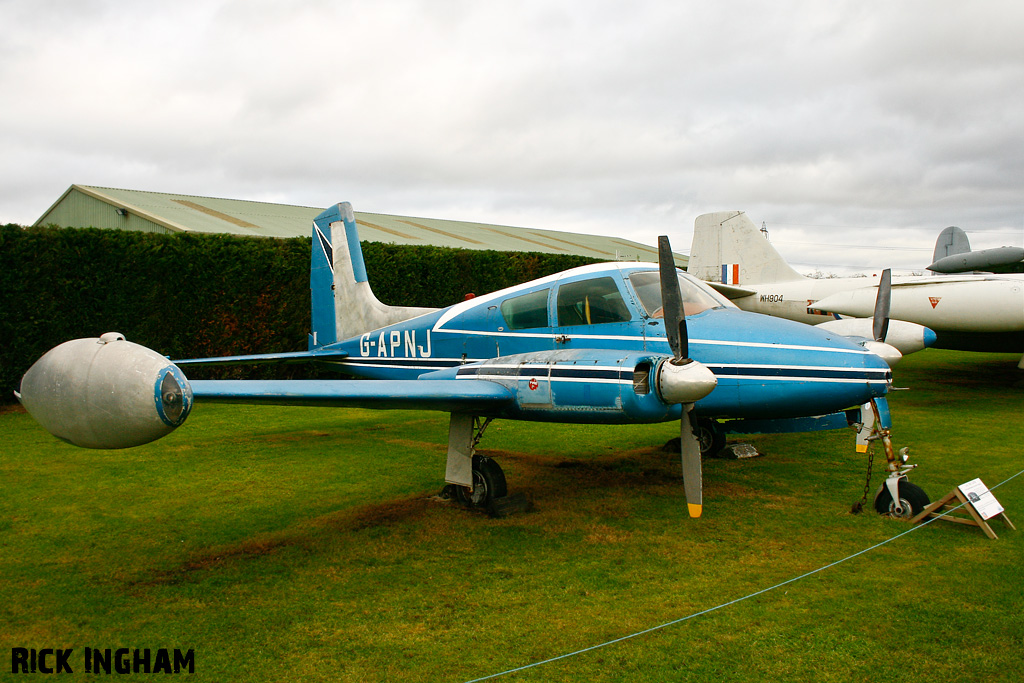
[851, 443, 875, 514]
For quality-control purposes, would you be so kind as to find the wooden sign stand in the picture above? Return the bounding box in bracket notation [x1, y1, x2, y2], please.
[910, 480, 1015, 540]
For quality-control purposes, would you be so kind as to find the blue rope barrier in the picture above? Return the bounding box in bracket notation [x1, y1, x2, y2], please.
[463, 469, 1022, 683]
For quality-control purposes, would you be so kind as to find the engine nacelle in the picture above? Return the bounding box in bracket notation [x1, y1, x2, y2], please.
[17, 333, 192, 449]
[815, 318, 936, 357]
[655, 357, 718, 404]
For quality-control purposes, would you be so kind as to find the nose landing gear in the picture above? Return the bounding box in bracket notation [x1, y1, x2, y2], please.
[851, 398, 931, 518]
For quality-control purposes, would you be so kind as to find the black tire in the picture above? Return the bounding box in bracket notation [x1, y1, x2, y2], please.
[456, 455, 507, 508]
[694, 418, 726, 458]
[874, 480, 930, 518]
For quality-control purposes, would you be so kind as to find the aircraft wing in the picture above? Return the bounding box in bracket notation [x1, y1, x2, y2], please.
[189, 378, 515, 412]
[705, 281, 758, 299]
[889, 274, 999, 286]
[173, 349, 350, 366]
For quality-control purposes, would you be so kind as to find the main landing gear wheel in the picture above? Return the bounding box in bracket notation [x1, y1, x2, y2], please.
[663, 419, 725, 457]
[456, 455, 507, 509]
[874, 480, 930, 519]
[694, 418, 725, 458]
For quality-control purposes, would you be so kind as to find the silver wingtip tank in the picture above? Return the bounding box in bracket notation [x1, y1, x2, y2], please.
[17, 333, 193, 449]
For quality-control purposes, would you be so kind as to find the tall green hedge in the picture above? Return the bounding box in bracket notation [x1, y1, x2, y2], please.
[0, 224, 600, 401]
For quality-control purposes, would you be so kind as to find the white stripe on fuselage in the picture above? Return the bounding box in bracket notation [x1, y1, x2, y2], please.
[430, 328, 877, 357]
[710, 363, 885, 373]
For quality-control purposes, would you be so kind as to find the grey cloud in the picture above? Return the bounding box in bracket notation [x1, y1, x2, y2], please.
[2, 0, 1022, 274]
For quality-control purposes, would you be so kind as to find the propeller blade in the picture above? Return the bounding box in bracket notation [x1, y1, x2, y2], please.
[661, 235, 704, 518]
[658, 236, 687, 359]
[676, 316, 689, 365]
[680, 405, 703, 518]
[872, 268, 891, 342]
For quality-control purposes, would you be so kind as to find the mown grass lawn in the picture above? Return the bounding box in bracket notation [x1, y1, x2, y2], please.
[1, 349, 1021, 681]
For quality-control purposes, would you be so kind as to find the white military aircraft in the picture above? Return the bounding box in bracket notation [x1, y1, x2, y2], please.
[688, 212, 1024, 369]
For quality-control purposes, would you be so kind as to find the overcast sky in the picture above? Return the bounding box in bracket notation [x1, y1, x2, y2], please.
[3, 0, 1023, 274]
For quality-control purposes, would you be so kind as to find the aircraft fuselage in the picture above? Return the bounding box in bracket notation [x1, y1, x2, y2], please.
[325, 263, 891, 424]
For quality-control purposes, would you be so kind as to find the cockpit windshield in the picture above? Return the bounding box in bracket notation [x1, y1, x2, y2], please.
[627, 270, 734, 318]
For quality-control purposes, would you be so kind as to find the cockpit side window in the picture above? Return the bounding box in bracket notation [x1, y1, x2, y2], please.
[627, 270, 731, 317]
[500, 288, 550, 329]
[556, 277, 632, 326]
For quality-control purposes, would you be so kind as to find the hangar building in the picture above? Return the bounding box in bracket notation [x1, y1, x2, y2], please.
[35, 185, 684, 266]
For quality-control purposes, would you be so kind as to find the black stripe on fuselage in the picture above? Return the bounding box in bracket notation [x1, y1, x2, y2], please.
[706, 366, 890, 381]
[335, 358, 888, 383]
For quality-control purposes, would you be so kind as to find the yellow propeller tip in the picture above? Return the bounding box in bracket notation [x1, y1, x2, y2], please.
[688, 504, 703, 518]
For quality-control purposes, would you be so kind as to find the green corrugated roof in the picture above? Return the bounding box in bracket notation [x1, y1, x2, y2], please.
[35, 185, 685, 265]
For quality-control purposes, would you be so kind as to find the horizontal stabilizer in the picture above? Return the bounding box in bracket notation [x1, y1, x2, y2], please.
[190, 378, 514, 412]
[174, 349, 350, 366]
[704, 281, 758, 300]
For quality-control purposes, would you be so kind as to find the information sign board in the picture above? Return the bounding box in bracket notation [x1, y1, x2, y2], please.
[958, 478, 1004, 521]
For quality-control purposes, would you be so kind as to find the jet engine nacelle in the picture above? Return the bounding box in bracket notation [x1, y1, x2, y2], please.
[17, 333, 193, 449]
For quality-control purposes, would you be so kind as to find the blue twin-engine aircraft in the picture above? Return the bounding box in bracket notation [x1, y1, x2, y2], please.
[17, 202, 926, 518]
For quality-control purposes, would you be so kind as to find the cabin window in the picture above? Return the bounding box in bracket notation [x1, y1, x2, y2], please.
[556, 277, 632, 326]
[500, 288, 550, 329]
[627, 271, 730, 317]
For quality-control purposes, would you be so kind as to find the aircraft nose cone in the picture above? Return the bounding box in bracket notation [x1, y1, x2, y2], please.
[923, 327, 938, 348]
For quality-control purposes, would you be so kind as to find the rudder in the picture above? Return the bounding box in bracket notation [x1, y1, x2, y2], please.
[309, 202, 438, 350]
[689, 211, 804, 285]
[932, 226, 971, 263]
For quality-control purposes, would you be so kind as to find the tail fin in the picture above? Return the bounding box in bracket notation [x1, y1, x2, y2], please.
[309, 202, 438, 349]
[689, 211, 804, 285]
[931, 226, 971, 263]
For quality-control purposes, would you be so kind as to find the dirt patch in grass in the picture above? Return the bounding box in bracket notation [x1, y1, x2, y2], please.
[136, 493, 443, 586]
[137, 534, 305, 586]
[344, 495, 433, 530]
[262, 430, 335, 442]
[483, 446, 681, 491]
